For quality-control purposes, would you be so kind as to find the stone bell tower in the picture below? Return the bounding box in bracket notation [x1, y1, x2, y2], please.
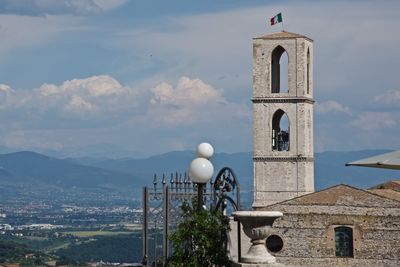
[252, 31, 314, 208]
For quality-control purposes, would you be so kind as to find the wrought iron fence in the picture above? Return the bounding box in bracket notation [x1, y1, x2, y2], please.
[142, 168, 240, 267]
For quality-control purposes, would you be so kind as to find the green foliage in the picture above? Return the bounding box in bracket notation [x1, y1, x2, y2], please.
[167, 202, 231, 267]
[1, 234, 72, 252]
[55, 234, 143, 263]
[0, 240, 52, 266]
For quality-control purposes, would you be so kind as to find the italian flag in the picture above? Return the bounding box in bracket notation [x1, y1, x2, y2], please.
[270, 13, 282, 26]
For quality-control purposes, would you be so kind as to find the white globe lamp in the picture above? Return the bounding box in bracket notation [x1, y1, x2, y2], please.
[197, 142, 214, 159]
[189, 158, 214, 184]
[189, 142, 215, 210]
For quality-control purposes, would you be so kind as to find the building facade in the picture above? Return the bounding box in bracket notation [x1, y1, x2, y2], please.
[253, 31, 314, 208]
[246, 30, 400, 266]
[262, 184, 400, 266]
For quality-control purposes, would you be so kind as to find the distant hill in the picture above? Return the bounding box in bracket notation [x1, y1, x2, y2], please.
[1, 150, 399, 202]
[314, 149, 399, 189]
[72, 149, 399, 191]
[0, 151, 138, 188]
[73, 151, 254, 190]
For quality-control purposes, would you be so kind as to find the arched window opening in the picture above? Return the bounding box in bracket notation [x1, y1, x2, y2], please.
[306, 48, 310, 94]
[272, 110, 289, 151]
[335, 226, 354, 257]
[271, 46, 289, 94]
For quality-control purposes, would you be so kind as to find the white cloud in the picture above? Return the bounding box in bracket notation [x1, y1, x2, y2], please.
[315, 101, 351, 115]
[3, 130, 64, 151]
[1, 1, 399, 154]
[151, 77, 223, 106]
[0, 84, 12, 92]
[351, 112, 397, 131]
[0, 75, 138, 122]
[39, 75, 125, 97]
[0, 75, 250, 142]
[0, 75, 252, 154]
[0, 15, 85, 58]
[93, 0, 127, 11]
[0, 0, 102, 16]
[374, 90, 400, 106]
[65, 95, 96, 113]
[148, 77, 248, 126]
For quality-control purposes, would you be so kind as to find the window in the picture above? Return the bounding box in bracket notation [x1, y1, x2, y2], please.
[335, 226, 353, 257]
[271, 46, 289, 94]
[272, 109, 289, 151]
[266, 235, 284, 253]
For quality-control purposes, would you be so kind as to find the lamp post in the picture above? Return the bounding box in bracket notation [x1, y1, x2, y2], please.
[189, 143, 214, 211]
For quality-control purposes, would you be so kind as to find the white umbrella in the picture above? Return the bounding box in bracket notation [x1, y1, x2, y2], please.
[346, 150, 400, 170]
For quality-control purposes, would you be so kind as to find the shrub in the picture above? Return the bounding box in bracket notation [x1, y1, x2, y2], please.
[167, 202, 231, 267]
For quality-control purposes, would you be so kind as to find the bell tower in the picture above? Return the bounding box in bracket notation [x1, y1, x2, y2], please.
[252, 31, 314, 208]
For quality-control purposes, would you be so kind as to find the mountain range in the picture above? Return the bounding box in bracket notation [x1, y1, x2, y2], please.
[0, 149, 399, 201]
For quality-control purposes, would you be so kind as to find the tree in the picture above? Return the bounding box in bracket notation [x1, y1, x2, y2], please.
[167, 201, 231, 267]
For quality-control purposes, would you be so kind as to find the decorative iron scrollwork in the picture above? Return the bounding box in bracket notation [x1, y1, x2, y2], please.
[213, 167, 240, 212]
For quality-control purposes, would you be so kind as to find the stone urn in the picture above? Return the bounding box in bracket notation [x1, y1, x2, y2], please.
[233, 211, 283, 264]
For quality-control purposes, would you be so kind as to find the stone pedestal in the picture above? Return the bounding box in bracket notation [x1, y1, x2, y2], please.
[232, 211, 283, 265]
[232, 262, 285, 267]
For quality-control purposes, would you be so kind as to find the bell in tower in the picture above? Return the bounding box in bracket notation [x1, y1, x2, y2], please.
[252, 31, 314, 208]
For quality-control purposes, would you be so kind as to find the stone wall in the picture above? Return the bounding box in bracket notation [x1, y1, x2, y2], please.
[261, 204, 400, 266]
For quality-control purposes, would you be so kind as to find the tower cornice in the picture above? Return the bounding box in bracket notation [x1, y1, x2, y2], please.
[252, 97, 314, 104]
[253, 31, 313, 42]
[253, 156, 314, 162]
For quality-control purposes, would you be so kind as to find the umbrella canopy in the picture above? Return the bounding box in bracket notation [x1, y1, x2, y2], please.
[346, 150, 400, 170]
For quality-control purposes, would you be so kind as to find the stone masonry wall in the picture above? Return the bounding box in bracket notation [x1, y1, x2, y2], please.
[262, 205, 400, 266]
[252, 34, 314, 207]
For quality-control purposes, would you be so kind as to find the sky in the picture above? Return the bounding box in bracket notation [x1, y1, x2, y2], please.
[0, 0, 399, 158]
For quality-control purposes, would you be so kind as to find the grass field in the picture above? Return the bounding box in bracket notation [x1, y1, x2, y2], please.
[61, 231, 133, 237]
[122, 223, 142, 231]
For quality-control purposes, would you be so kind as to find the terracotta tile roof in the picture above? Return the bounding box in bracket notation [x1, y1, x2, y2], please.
[368, 189, 400, 202]
[261, 184, 400, 209]
[370, 180, 400, 191]
[254, 31, 313, 41]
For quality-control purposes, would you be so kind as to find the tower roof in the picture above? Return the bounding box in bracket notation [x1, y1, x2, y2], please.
[254, 31, 313, 42]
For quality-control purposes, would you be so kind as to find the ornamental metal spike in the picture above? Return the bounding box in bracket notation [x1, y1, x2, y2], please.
[178, 173, 183, 192]
[170, 173, 174, 191]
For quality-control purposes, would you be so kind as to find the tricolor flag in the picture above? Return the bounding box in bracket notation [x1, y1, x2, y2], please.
[270, 13, 282, 26]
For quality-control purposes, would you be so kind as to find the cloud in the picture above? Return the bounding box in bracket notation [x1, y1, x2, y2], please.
[3, 130, 64, 151]
[39, 75, 125, 97]
[315, 101, 351, 115]
[150, 77, 223, 106]
[0, 84, 12, 93]
[65, 95, 96, 114]
[0, 15, 87, 60]
[1, 1, 400, 154]
[374, 90, 400, 106]
[148, 76, 248, 126]
[0, 0, 102, 16]
[0, 75, 138, 124]
[351, 112, 397, 131]
[0, 75, 251, 153]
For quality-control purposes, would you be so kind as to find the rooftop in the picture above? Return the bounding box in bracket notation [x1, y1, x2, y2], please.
[254, 31, 313, 41]
[368, 189, 400, 202]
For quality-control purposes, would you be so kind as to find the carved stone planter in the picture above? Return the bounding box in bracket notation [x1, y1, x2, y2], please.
[233, 211, 283, 264]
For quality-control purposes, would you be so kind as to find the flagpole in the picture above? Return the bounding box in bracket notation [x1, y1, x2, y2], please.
[281, 19, 285, 32]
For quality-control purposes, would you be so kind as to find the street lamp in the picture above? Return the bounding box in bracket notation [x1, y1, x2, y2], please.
[189, 143, 214, 211]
